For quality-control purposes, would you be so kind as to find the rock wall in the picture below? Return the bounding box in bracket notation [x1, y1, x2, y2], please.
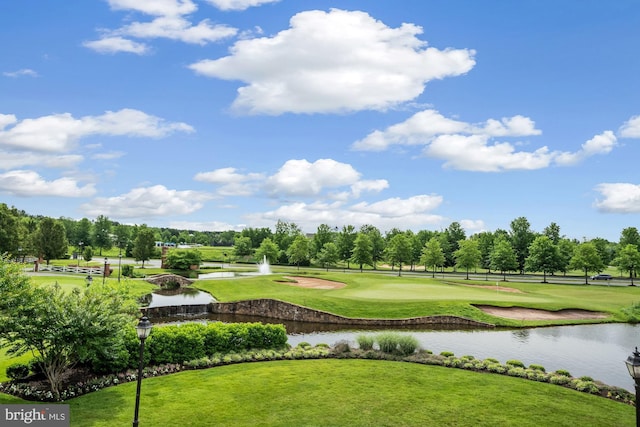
[174, 298, 492, 328]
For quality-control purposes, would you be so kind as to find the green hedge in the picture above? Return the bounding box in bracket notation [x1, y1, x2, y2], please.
[145, 322, 287, 365]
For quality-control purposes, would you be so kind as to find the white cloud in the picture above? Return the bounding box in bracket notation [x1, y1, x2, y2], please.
[194, 167, 264, 196]
[265, 158, 361, 196]
[246, 195, 446, 233]
[114, 16, 237, 45]
[0, 170, 95, 197]
[3, 69, 38, 78]
[460, 219, 486, 235]
[594, 183, 640, 213]
[83, 37, 150, 55]
[108, 0, 198, 17]
[555, 131, 617, 166]
[81, 185, 212, 218]
[353, 109, 541, 151]
[91, 151, 125, 160]
[169, 219, 244, 232]
[350, 179, 389, 198]
[354, 109, 621, 171]
[0, 151, 83, 170]
[619, 115, 640, 139]
[205, 0, 280, 11]
[86, 0, 237, 54]
[189, 9, 475, 114]
[425, 134, 554, 171]
[0, 109, 194, 152]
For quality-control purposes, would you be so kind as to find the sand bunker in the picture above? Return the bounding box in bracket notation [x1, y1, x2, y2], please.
[476, 305, 608, 320]
[280, 276, 346, 290]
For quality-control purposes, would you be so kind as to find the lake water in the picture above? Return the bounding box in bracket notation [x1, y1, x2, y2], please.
[155, 312, 640, 392]
[286, 322, 640, 392]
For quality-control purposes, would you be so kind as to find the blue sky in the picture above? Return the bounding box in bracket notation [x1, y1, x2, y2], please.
[1, 0, 639, 241]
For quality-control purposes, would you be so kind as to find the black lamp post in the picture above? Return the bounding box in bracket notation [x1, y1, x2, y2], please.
[625, 347, 640, 427]
[118, 250, 122, 283]
[133, 316, 152, 427]
[103, 257, 108, 285]
[85, 275, 93, 287]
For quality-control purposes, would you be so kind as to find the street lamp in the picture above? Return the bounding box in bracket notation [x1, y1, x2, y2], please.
[103, 257, 108, 285]
[118, 249, 122, 283]
[625, 347, 640, 427]
[85, 275, 93, 287]
[133, 316, 152, 427]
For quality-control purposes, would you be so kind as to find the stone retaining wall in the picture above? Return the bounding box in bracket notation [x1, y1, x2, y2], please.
[142, 298, 494, 328]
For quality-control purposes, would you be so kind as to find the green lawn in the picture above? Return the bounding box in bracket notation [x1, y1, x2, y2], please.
[9, 359, 628, 426]
[196, 272, 640, 327]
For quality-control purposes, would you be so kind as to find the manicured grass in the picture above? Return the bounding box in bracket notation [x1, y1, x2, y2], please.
[196, 272, 640, 327]
[50, 359, 634, 426]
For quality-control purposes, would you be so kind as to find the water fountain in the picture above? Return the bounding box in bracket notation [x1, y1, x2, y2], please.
[258, 255, 272, 275]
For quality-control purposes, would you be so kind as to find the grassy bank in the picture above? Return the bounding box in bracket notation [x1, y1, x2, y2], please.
[4, 359, 628, 426]
[196, 272, 640, 327]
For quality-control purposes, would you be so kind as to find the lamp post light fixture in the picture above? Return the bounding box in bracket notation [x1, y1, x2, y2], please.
[103, 257, 108, 285]
[133, 316, 152, 427]
[625, 347, 640, 427]
[85, 275, 93, 287]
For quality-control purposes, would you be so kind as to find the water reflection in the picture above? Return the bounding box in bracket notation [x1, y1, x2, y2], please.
[141, 288, 215, 308]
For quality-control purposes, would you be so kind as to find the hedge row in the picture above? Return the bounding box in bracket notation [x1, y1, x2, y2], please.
[145, 322, 288, 365]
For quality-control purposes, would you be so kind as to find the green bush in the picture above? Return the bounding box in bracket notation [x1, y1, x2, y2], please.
[6, 363, 30, 381]
[506, 359, 525, 368]
[554, 369, 572, 377]
[377, 333, 400, 354]
[357, 335, 375, 351]
[440, 351, 455, 357]
[528, 364, 546, 372]
[397, 335, 419, 356]
[121, 264, 134, 277]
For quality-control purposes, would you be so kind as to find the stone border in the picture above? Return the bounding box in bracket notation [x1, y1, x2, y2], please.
[142, 299, 495, 328]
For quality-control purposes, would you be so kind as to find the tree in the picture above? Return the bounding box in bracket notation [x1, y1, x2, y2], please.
[490, 235, 518, 281]
[473, 231, 495, 271]
[132, 225, 156, 267]
[82, 246, 94, 265]
[113, 224, 131, 253]
[337, 225, 357, 269]
[613, 244, 640, 286]
[525, 236, 560, 283]
[286, 234, 310, 269]
[454, 239, 481, 280]
[76, 218, 93, 248]
[569, 242, 605, 284]
[444, 222, 466, 268]
[316, 242, 340, 271]
[620, 227, 640, 248]
[233, 236, 253, 258]
[555, 239, 575, 275]
[543, 222, 561, 244]
[313, 224, 335, 258]
[93, 215, 113, 256]
[35, 218, 68, 264]
[350, 233, 373, 272]
[0, 203, 20, 256]
[509, 216, 535, 274]
[360, 224, 385, 269]
[0, 257, 138, 400]
[385, 234, 412, 276]
[273, 220, 302, 263]
[254, 237, 279, 264]
[165, 249, 202, 270]
[419, 237, 445, 278]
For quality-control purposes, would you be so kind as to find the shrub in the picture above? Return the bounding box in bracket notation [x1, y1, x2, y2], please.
[377, 333, 400, 354]
[506, 359, 525, 368]
[440, 351, 454, 358]
[6, 363, 30, 381]
[579, 375, 594, 382]
[297, 342, 312, 349]
[549, 375, 571, 385]
[507, 367, 527, 378]
[397, 335, 419, 356]
[121, 264, 134, 277]
[357, 335, 375, 351]
[484, 358, 499, 364]
[528, 364, 546, 372]
[554, 369, 572, 377]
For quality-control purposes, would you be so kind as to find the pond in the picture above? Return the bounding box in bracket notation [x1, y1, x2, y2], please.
[141, 288, 215, 308]
[159, 313, 639, 392]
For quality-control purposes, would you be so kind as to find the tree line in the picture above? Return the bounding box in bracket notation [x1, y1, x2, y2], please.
[1, 203, 639, 281]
